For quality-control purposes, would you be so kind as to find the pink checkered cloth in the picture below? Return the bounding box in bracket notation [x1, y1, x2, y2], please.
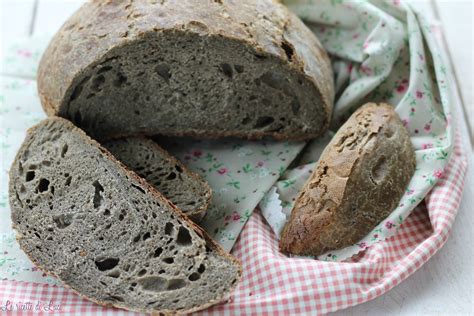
[0, 131, 468, 315]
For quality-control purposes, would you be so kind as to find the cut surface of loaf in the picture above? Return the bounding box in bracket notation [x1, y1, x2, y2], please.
[9, 118, 241, 314]
[280, 103, 416, 256]
[104, 137, 211, 222]
[37, 0, 334, 141]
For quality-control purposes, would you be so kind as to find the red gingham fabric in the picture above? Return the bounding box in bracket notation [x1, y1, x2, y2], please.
[0, 130, 468, 315]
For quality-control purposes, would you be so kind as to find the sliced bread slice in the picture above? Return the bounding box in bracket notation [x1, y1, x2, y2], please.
[104, 137, 211, 222]
[9, 117, 241, 314]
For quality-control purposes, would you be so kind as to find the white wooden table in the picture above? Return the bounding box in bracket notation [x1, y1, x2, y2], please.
[1, 0, 472, 315]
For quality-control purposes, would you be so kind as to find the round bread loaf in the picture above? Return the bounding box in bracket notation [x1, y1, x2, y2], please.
[37, 0, 334, 141]
[280, 103, 416, 256]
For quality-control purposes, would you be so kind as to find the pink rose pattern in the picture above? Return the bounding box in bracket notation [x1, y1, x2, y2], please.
[155, 138, 304, 251]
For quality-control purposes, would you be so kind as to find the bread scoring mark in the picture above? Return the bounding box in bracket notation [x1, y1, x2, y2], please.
[370, 155, 388, 185]
[280, 40, 294, 62]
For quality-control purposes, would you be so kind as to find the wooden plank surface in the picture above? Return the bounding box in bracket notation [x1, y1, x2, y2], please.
[0, 0, 36, 73]
[433, 0, 473, 142]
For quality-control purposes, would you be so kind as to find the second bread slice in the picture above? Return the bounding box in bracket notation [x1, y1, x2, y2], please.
[104, 137, 211, 222]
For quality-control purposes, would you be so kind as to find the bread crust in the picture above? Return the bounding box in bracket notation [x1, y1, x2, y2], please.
[280, 103, 416, 256]
[37, 0, 334, 140]
[9, 117, 242, 315]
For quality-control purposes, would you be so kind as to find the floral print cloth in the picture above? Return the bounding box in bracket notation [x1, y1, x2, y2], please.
[260, 0, 455, 261]
[0, 0, 457, 286]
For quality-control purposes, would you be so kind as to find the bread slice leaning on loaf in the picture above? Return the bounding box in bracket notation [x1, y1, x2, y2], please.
[9, 118, 241, 314]
[280, 103, 416, 257]
[104, 137, 212, 222]
[37, 0, 334, 141]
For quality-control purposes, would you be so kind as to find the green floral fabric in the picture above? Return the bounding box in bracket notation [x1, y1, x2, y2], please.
[260, 0, 454, 261]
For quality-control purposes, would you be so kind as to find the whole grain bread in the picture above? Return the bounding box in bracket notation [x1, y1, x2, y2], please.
[37, 0, 334, 141]
[104, 137, 211, 222]
[280, 103, 416, 256]
[9, 117, 241, 314]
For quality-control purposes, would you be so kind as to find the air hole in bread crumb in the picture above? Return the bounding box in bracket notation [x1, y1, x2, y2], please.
[61, 144, 68, 158]
[254, 116, 274, 129]
[110, 295, 124, 302]
[220, 63, 233, 78]
[139, 276, 167, 292]
[107, 270, 121, 278]
[138, 269, 147, 276]
[166, 172, 177, 180]
[95, 258, 119, 271]
[97, 65, 113, 74]
[188, 273, 200, 281]
[25, 171, 35, 182]
[143, 232, 151, 240]
[163, 257, 174, 264]
[131, 184, 146, 194]
[176, 227, 192, 246]
[167, 279, 186, 291]
[241, 116, 251, 125]
[155, 64, 171, 82]
[198, 264, 206, 274]
[153, 247, 163, 258]
[164, 222, 174, 235]
[37, 179, 50, 193]
[92, 180, 104, 208]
